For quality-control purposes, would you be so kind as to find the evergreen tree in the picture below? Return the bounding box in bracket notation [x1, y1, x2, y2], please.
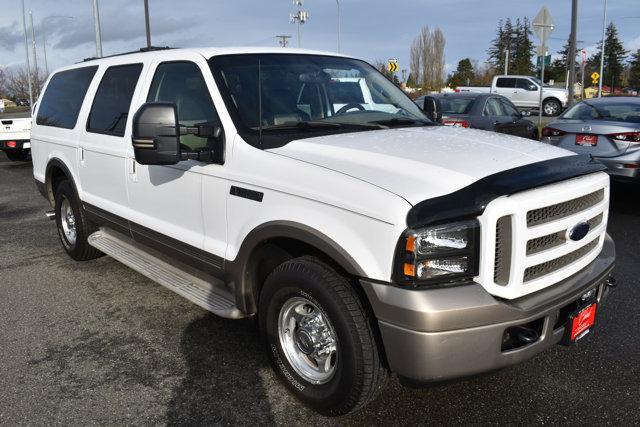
[628, 49, 640, 89]
[588, 23, 628, 90]
[447, 58, 476, 87]
[547, 37, 578, 82]
[512, 18, 534, 75]
[487, 19, 515, 73]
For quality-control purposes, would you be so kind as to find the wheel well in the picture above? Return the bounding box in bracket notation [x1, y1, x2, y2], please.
[47, 165, 69, 206]
[244, 237, 353, 313]
[543, 97, 561, 106]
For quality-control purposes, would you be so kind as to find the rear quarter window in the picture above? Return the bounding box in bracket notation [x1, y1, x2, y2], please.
[36, 66, 98, 129]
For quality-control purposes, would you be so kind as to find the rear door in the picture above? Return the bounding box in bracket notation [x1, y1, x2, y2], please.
[493, 77, 516, 100]
[78, 63, 145, 220]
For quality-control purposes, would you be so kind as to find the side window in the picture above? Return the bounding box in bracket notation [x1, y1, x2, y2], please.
[499, 98, 520, 116]
[36, 66, 98, 129]
[516, 79, 536, 91]
[87, 64, 143, 136]
[496, 78, 516, 88]
[483, 98, 505, 116]
[147, 62, 219, 151]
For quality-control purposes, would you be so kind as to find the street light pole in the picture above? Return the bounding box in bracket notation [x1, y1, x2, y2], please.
[92, 0, 103, 57]
[144, 0, 152, 49]
[597, 0, 607, 97]
[21, 0, 33, 107]
[29, 11, 39, 78]
[336, 0, 341, 53]
[567, 0, 578, 106]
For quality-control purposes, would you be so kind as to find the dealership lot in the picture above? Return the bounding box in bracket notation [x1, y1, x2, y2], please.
[0, 155, 638, 424]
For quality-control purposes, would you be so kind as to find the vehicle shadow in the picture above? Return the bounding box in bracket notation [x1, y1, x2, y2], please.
[166, 314, 276, 425]
[609, 181, 640, 217]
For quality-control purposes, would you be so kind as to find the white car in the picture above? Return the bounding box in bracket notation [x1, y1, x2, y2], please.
[31, 47, 615, 416]
[457, 75, 569, 116]
[1, 110, 32, 161]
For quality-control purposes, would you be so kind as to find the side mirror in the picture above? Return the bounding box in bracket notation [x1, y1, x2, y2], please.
[423, 96, 442, 123]
[132, 102, 224, 165]
[132, 102, 182, 165]
[528, 84, 537, 91]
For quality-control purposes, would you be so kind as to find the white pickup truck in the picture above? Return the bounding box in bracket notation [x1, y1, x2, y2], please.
[457, 75, 568, 116]
[31, 47, 615, 416]
[1, 111, 32, 161]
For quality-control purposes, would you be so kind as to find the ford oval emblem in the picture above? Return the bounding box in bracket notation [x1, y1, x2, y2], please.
[568, 222, 590, 241]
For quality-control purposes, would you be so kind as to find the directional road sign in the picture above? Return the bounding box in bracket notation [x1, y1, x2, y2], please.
[388, 59, 398, 73]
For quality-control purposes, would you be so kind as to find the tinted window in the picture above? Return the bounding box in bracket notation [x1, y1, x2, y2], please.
[499, 98, 520, 116]
[484, 98, 505, 116]
[440, 98, 474, 114]
[327, 81, 365, 104]
[496, 78, 516, 88]
[36, 66, 98, 129]
[516, 79, 536, 90]
[147, 62, 219, 151]
[87, 64, 143, 136]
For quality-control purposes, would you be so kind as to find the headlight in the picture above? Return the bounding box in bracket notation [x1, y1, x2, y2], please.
[396, 219, 479, 286]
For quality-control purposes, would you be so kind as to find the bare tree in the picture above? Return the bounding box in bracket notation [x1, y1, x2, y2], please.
[0, 67, 8, 98]
[5, 66, 46, 100]
[410, 26, 447, 91]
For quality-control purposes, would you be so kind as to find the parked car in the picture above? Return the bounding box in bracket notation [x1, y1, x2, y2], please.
[415, 93, 536, 139]
[16, 98, 31, 107]
[0, 110, 32, 161]
[31, 47, 615, 416]
[541, 96, 640, 181]
[457, 75, 568, 116]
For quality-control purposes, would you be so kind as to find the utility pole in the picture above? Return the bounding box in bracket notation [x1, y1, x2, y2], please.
[504, 50, 509, 75]
[21, 0, 33, 107]
[290, 1, 309, 48]
[276, 35, 291, 47]
[144, 0, 152, 48]
[29, 11, 38, 80]
[598, 0, 607, 97]
[567, 0, 578, 106]
[92, 0, 103, 57]
[336, 0, 341, 53]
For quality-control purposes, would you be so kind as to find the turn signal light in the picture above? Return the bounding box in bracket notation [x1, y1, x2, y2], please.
[609, 132, 640, 143]
[541, 127, 567, 137]
[442, 118, 470, 128]
[6, 141, 17, 148]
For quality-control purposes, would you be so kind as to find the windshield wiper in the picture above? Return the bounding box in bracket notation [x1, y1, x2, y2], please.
[257, 121, 381, 131]
[368, 117, 435, 128]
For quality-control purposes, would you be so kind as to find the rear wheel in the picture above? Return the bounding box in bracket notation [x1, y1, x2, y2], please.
[4, 149, 30, 161]
[54, 180, 102, 261]
[543, 98, 561, 116]
[259, 257, 387, 416]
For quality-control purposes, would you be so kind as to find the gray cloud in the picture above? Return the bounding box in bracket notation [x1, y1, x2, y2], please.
[0, 21, 25, 51]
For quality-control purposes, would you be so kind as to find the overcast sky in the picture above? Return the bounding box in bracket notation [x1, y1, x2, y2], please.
[1, 0, 639, 75]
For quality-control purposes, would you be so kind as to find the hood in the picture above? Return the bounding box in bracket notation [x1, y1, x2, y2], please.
[268, 126, 574, 205]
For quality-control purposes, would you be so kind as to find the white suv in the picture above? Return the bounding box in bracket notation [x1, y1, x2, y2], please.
[31, 47, 615, 416]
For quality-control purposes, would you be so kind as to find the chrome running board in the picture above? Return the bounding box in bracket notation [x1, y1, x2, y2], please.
[88, 228, 244, 319]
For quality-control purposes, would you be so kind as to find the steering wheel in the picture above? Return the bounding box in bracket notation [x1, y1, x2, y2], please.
[335, 103, 366, 115]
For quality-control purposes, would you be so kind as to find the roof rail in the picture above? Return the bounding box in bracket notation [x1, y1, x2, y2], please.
[81, 46, 173, 63]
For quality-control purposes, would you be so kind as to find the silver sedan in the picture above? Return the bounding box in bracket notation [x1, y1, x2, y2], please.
[541, 96, 640, 181]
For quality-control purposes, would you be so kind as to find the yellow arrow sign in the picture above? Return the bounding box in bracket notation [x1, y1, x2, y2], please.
[388, 61, 398, 73]
[591, 71, 600, 81]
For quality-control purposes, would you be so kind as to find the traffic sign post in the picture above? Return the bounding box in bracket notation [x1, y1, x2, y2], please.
[533, 6, 554, 127]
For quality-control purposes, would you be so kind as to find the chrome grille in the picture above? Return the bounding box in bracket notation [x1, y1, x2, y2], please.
[523, 238, 599, 282]
[494, 216, 512, 285]
[527, 189, 604, 227]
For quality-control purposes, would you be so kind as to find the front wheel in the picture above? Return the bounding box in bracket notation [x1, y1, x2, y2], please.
[543, 99, 562, 116]
[259, 257, 388, 416]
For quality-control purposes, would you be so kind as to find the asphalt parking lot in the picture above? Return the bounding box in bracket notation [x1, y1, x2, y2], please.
[0, 154, 638, 425]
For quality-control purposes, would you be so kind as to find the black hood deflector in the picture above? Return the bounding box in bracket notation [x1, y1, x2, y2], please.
[406, 154, 607, 229]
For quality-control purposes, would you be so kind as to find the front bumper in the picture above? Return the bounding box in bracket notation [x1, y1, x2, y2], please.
[361, 234, 615, 382]
[1, 139, 30, 151]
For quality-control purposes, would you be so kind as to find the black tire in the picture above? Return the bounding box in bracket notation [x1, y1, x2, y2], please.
[5, 149, 30, 161]
[259, 256, 388, 416]
[543, 98, 562, 116]
[54, 180, 102, 261]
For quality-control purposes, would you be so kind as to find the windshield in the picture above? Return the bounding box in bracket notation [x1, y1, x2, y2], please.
[562, 100, 640, 123]
[209, 54, 431, 148]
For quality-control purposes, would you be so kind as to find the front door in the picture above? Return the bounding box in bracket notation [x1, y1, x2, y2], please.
[126, 53, 228, 274]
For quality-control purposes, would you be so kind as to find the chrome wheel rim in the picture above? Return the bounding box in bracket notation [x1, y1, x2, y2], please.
[60, 197, 77, 245]
[278, 296, 338, 384]
[544, 102, 558, 115]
